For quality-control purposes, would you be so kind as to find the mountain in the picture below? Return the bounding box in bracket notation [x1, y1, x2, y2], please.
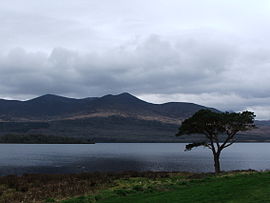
[0, 93, 268, 142]
[0, 94, 98, 119]
[0, 92, 216, 123]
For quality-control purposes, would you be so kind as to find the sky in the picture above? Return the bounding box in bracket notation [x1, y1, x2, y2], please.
[0, 0, 270, 120]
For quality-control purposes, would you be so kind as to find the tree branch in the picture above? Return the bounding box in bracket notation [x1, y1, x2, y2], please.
[205, 144, 212, 150]
[223, 139, 236, 148]
[220, 131, 237, 150]
[185, 142, 208, 151]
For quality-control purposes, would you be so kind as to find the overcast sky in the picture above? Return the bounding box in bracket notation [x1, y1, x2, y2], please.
[1, 0, 270, 119]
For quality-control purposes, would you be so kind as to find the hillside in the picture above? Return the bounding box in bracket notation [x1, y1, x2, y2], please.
[0, 93, 269, 142]
[0, 93, 216, 123]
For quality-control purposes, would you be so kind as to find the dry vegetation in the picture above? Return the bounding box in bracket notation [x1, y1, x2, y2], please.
[0, 171, 191, 203]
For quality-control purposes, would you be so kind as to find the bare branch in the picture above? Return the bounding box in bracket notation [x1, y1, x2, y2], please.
[205, 144, 212, 150]
[223, 140, 236, 148]
[220, 131, 237, 150]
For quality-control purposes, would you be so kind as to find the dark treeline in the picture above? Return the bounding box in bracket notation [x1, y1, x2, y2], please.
[0, 134, 94, 144]
[0, 122, 49, 133]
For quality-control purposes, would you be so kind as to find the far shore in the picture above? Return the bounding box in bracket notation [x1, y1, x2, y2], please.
[1, 140, 270, 144]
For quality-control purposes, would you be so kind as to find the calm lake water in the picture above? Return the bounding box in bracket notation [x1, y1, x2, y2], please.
[0, 143, 270, 175]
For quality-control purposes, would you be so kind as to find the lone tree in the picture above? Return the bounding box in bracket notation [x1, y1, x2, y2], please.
[176, 109, 256, 173]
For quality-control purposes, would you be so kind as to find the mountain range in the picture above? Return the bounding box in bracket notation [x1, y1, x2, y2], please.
[0, 92, 216, 123]
[0, 93, 269, 142]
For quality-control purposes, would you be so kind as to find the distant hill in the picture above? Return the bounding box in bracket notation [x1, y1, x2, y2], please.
[0, 93, 268, 142]
[0, 94, 97, 119]
[0, 93, 217, 123]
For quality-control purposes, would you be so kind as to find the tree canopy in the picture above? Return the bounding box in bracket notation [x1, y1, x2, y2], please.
[176, 109, 256, 173]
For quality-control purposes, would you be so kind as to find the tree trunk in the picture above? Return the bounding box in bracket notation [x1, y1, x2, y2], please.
[213, 153, 221, 174]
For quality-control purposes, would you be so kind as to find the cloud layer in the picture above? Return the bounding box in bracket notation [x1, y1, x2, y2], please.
[1, 0, 270, 119]
[0, 34, 270, 119]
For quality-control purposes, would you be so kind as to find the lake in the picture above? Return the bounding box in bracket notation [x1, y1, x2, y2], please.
[0, 143, 270, 176]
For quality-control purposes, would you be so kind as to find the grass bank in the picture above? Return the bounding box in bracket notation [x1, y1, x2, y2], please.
[0, 170, 270, 203]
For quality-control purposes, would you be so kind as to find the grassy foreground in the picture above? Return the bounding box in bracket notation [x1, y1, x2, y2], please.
[1, 171, 270, 203]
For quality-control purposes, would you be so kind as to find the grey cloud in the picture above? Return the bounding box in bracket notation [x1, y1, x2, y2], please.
[0, 34, 268, 99]
[0, 39, 269, 118]
[1, 0, 270, 119]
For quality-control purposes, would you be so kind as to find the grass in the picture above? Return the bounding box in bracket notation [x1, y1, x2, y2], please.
[1, 171, 270, 202]
[62, 171, 270, 203]
[0, 171, 180, 203]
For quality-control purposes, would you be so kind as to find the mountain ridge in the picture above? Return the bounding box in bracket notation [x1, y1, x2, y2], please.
[0, 93, 269, 142]
[0, 92, 218, 123]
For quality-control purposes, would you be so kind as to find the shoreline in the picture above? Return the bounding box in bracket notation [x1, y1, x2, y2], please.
[1, 140, 270, 144]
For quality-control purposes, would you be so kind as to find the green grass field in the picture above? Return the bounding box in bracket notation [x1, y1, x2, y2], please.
[61, 171, 270, 203]
[1, 171, 270, 202]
